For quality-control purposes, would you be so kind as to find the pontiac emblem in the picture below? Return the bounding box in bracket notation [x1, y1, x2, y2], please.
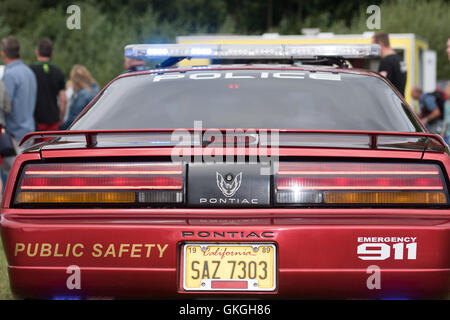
[216, 172, 242, 197]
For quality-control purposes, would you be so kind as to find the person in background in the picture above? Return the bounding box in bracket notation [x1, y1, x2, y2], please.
[0, 79, 11, 196]
[124, 57, 146, 73]
[447, 37, 450, 61]
[62, 80, 74, 123]
[30, 38, 66, 131]
[60, 65, 99, 130]
[0, 79, 11, 142]
[372, 31, 407, 96]
[0, 35, 37, 178]
[411, 86, 442, 134]
[441, 82, 450, 142]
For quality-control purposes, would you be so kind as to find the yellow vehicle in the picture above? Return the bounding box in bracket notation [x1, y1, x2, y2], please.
[177, 32, 437, 108]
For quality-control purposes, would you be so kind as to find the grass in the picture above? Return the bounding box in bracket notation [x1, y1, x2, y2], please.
[0, 240, 14, 300]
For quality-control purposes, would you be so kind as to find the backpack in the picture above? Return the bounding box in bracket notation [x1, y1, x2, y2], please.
[429, 89, 445, 120]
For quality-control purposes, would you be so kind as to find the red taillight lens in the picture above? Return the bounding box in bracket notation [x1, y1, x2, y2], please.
[276, 162, 448, 205]
[15, 162, 184, 206]
[20, 176, 183, 190]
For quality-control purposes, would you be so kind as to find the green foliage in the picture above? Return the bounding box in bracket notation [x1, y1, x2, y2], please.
[0, 16, 11, 40]
[14, 3, 163, 86]
[0, 0, 448, 87]
[341, 0, 450, 79]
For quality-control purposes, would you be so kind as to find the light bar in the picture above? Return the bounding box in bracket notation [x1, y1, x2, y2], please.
[124, 43, 380, 60]
[284, 44, 380, 58]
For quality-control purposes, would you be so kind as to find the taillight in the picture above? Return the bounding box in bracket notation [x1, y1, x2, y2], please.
[275, 162, 448, 206]
[14, 162, 184, 206]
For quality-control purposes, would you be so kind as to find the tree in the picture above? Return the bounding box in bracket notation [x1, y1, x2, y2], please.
[329, 0, 450, 79]
[1, 0, 448, 85]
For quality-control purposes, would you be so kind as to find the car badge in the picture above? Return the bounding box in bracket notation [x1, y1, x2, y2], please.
[216, 172, 242, 197]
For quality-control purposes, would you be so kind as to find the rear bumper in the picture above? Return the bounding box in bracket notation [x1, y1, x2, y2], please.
[1, 210, 449, 299]
[7, 267, 449, 300]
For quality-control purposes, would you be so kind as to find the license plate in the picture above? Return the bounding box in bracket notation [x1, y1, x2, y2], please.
[182, 243, 276, 291]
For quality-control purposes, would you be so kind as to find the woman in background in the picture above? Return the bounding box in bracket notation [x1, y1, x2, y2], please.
[60, 65, 99, 130]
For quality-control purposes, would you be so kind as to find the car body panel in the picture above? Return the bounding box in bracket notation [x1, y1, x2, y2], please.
[2, 212, 449, 299]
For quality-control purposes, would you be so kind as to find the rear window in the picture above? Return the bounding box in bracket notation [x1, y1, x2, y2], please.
[71, 69, 422, 132]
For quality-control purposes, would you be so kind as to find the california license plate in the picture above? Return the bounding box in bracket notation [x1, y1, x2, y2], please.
[182, 243, 276, 291]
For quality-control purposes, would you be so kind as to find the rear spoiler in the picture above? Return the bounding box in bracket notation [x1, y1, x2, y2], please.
[19, 129, 448, 153]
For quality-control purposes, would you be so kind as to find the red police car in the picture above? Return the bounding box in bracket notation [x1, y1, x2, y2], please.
[1, 44, 449, 299]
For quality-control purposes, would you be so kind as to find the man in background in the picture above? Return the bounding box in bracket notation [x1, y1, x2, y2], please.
[30, 38, 66, 131]
[372, 31, 407, 96]
[411, 86, 442, 134]
[0, 35, 37, 176]
[124, 57, 146, 73]
[0, 78, 11, 196]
